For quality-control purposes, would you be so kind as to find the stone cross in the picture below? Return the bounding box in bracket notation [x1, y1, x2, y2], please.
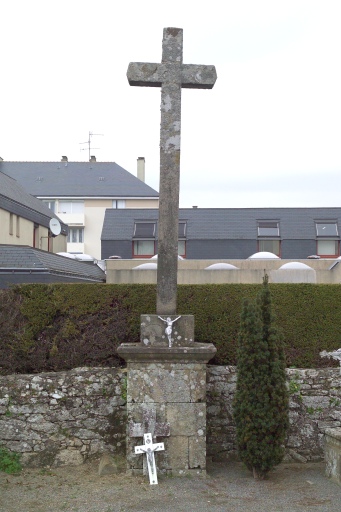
[134, 433, 165, 485]
[129, 408, 170, 440]
[127, 27, 217, 315]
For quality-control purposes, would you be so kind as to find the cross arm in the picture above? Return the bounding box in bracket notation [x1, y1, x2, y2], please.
[127, 62, 163, 87]
[181, 64, 217, 89]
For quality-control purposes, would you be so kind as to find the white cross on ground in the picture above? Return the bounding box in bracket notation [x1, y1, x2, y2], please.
[134, 433, 165, 485]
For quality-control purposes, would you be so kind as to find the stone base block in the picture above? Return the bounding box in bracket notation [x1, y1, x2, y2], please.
[325, 427, 341, 485]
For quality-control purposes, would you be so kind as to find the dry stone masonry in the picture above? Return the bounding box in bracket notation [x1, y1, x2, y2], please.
[1, 366, 341, 468]
[0, 368, 126, 467]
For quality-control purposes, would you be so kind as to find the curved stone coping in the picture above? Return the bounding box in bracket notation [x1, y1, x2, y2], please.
[325, 427, 341, 440]
[117, 342, 217, 363]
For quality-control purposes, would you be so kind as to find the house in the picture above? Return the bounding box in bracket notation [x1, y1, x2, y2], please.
[1, 157, 159, 260]
[101, 207, 341, 260]
[0, 170, 67, 253]
[0, 245, 105, 288]
[102, 207, 341, 286]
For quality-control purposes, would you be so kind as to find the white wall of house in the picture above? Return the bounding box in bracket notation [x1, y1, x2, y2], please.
[0, 208, 67, 253]
[49, 198, 159, 260]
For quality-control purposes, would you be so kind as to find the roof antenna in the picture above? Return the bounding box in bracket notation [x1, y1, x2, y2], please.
[79, 131, 103, 161]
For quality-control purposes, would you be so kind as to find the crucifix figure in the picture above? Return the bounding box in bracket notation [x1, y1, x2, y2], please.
[135, 433, 165, 485]
[127, 28, 217, 315]
[158, 315, 181, 347]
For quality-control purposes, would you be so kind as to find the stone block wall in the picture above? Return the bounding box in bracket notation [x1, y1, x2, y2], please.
[207, 366, 341, 462]
[0, 368, 126, 467]
[1, 366, 341, 467]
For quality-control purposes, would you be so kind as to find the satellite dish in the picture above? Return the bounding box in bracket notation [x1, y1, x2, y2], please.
[49, 218, 61, 237]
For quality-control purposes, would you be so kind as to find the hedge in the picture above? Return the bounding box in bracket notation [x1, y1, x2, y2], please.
[0, 283, 340, 375]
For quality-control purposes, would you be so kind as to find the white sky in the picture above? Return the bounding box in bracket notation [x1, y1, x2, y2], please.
[1, 0, 340, 208]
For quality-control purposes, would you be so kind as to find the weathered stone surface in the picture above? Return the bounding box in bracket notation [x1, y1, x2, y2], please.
[166, 403, 206, 436]
[207, 366, 341, 462]
[1, 366, 341, 468]
[167, 436, 188, 470]
[0, 368, 126, 467]
[140, 315, 194, 347]
[98, 453, 119, 475]
[127, 28, 216, 315]
[325, 427, 341, 484]
[189, 435, 207, 469]
[54, 449, 84, 467]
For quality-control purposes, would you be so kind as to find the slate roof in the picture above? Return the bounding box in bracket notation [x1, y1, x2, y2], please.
[101, 207, 341, 241]
[0, 245, 105, 282]
[0, 171, 67, 231]
[0, 161, 159, 198]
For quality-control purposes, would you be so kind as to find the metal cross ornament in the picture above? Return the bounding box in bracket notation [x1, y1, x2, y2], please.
[134, 433, 165, 485]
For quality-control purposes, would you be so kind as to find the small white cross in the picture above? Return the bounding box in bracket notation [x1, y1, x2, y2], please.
[134, 433, 164, 485]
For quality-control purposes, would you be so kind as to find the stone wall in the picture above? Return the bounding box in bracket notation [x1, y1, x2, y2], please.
[0, 368, 126, 467]
[1, 366, 341, 467]
[207, 366, 341, 462]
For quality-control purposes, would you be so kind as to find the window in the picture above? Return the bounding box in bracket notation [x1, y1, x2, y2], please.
[317, 240, 339, 257]
[9, 213, 13, 235]
[16, 216, 20, 238]
[315, 221, 339, 257]
[58, 201, 84, 214]
[133, 222, 156, 257]
[42, 200, 56, 213]
[258, 239, 280, 256]
[257, 221, 279, 237]
[112, 200, 126, 209]
[257, 220, 280, 256]
[315, 222, 338, 237]
[134, 222, 156, 238]
[178, 240, 186, 257]
[178, 222, 187, 238]
[133, 240, 155, 256]
[67, 227, 84, 243]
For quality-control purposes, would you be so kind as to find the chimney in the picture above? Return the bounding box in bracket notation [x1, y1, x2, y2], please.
[90, 155, 96, 162]
[61, 156, 68, 162]
[137, 157, 145, 182]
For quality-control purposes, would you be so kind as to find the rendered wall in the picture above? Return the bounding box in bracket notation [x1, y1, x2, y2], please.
[105, 258, 341, 284]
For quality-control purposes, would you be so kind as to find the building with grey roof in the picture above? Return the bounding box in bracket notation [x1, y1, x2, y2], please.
[101, 207, 341, 260]
[0, 171, 67, 253]
[0, 157, 159, 259]
[0, 245, 105, 288]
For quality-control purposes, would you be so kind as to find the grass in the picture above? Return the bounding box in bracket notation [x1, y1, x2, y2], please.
[0, 445, 22, 474]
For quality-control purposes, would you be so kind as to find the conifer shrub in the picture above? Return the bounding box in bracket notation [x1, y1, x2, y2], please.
[233, 275, 289, 479]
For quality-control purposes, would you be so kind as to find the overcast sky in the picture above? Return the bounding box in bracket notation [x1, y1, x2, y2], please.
[1, 1, 340, 208]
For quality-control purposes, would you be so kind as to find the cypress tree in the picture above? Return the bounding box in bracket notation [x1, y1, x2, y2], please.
[233, 275, 289, 479]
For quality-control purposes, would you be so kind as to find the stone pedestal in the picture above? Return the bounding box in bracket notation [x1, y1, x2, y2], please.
[117, 315, 216, 476]
[325, 427, 341, 485]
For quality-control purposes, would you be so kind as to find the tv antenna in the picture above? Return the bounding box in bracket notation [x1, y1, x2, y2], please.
[79, 131, 103, 161]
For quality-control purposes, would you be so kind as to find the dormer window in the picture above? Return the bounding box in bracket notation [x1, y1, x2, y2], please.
[257, 220, 280, 256]
[257, 221, 279, 237]
[315, 221, 339, 257]
[133, 222, 156, 257]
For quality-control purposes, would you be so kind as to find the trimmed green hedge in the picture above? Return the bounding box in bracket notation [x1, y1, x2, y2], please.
[0, 283, 340, 374]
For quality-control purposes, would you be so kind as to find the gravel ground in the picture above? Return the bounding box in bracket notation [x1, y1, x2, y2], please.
[0, 460, 340, 512]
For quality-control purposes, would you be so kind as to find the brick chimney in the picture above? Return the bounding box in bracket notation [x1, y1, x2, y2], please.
[61, 156, 68, 162]
[90, 155, 96, 162]
[137, 157, 145, 182]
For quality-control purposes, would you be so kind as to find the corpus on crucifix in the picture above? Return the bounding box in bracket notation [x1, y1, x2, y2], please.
[134, 433, 165, 485]
[127, 28, 217, 315]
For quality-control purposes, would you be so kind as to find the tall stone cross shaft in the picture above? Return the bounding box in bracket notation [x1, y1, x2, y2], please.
[127, 27, 217, 315]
